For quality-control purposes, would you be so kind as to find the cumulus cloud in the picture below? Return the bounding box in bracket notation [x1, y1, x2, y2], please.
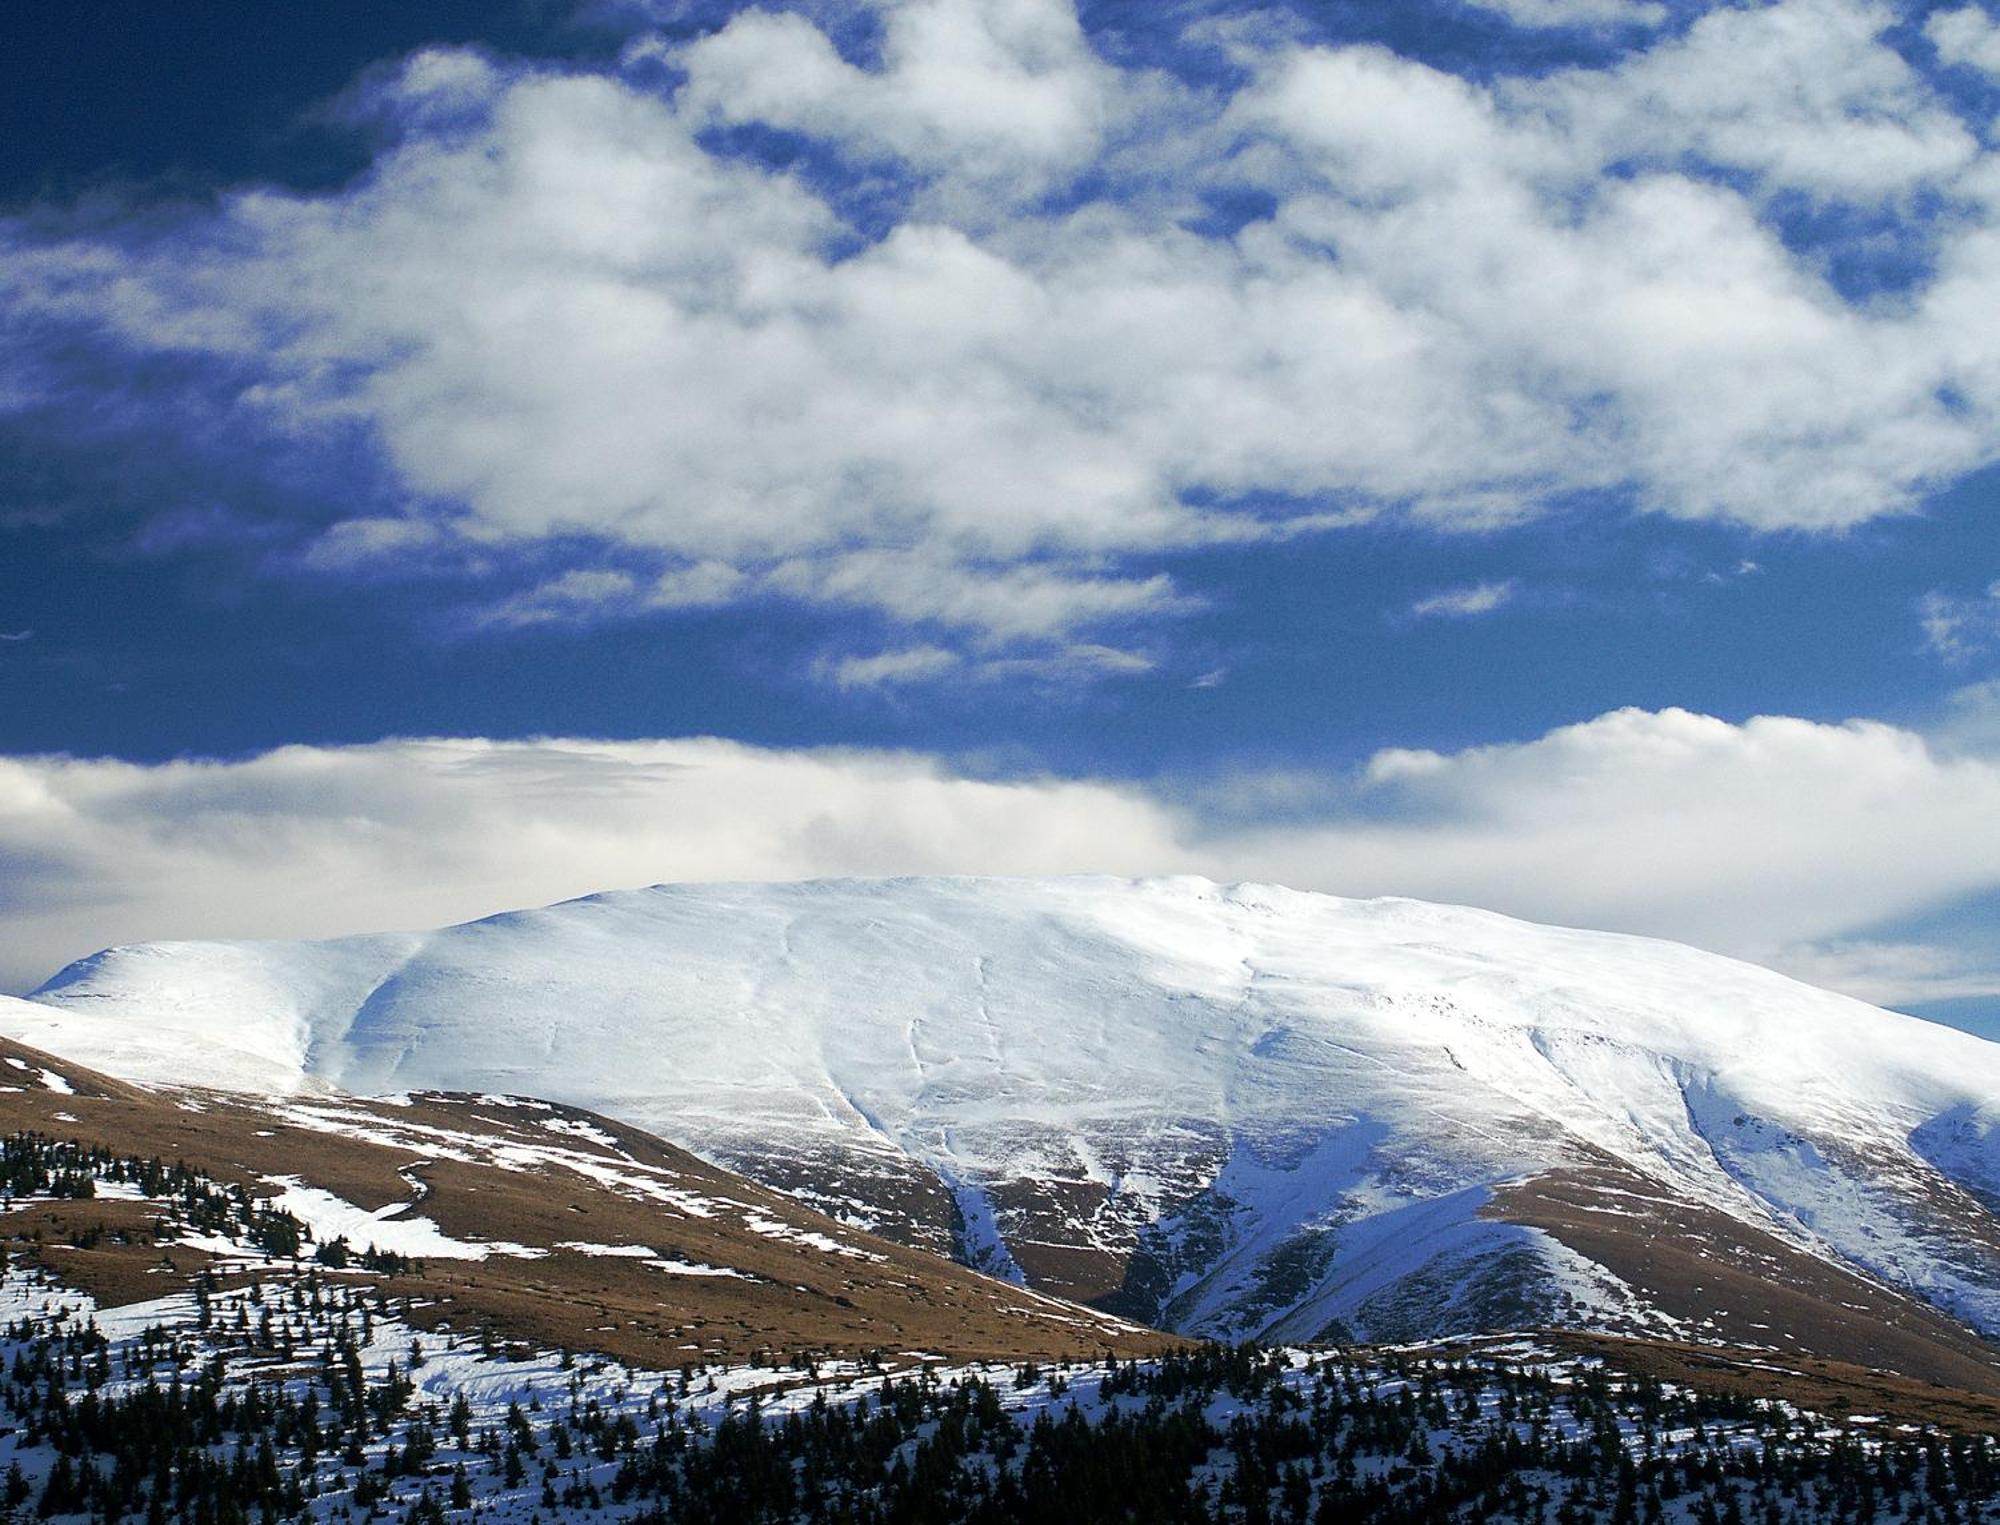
[1531, 0, 1980, 202]
[6, 706, 2000, 1006]
[677, 0, 1121, 205]
[1928, 5, 2000, 77]
[2, 0, 1999, 665]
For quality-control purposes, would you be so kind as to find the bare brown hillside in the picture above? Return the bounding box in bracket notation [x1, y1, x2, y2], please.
[1489, 1157, 2000, 1398]
[0, 1036, 1171, 1369]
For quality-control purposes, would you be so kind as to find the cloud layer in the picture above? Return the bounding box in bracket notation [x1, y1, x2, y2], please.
[6, 0, 2000, 655]
[7, 704, 2000, 1008]
[0, 737, 1188, 992]
[1221, 707, 2000, 964]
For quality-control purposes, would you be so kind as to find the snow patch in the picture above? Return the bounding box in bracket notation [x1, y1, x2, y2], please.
[259, 1175, 544, 1261]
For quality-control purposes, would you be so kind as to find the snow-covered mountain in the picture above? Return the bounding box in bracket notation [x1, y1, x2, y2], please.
[9, 876, 2000, 1375]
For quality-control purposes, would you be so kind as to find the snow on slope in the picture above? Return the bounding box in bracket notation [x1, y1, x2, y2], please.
[11, 877, 2000, 1346]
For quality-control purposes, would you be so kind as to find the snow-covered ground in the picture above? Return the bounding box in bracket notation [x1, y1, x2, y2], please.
[257, 1175, 543, 1262]
[3, 1262, 1987, 1525]
[8, 875, 2000, 1343]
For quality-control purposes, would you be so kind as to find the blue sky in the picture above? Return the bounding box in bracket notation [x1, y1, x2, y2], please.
[3, 0, 1999, 1035]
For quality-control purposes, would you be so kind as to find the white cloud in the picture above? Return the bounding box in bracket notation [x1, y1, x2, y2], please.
[0, 738, 1190, 993]
[1531, 0, 1980, 203]
[768, 553, 1189, 638]
[1919, 581, 2000, 663]
[1219, 707, 2000, 963]
[1233, 15, 1993, 532]
[1765, 937, 2000, 1008]
[1940, 678, 2000, 752]
[480, 569, 646, 629]
[827, 645, 964, 688]
[4, 0, 2000, 641]
[967, 641, 1153, 682]
[1928, 4, 2000, 78]
[677, 0, 1120, 205]
[297, 516, 448, 571]
[815, 637, 1156, 690]
[1463, 0, 1665, 29]
[7, 706, 2000, 1005]
[1410, 580, 1515, 619]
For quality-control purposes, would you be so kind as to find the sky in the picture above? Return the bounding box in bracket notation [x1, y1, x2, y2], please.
[2, 0, 1999, 1036]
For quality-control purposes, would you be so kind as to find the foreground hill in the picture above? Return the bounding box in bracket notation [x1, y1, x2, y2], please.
[0, 1030, 1994, 1521]
[10, 876, 2000, 1391]
[10, 1262, 1996, 1522]
[0, 1032, 1156, 1367]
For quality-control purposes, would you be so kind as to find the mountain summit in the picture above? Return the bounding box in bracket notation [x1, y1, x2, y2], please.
[10, 875, 2000, 1384]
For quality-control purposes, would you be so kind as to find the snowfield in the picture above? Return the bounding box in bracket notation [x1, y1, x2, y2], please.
[9, 875, 2000, 1345]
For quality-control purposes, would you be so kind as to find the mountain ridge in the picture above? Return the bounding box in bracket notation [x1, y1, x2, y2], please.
[8, 874, 2000, 1385]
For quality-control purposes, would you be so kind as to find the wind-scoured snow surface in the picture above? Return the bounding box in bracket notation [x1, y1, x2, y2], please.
[13, 877, 2000, 1344]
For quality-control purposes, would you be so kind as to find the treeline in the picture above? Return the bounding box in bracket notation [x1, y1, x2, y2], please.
[2, 1274, 1998, 1524]
[600, 1344, 2000, 1524]
[0, 1274, 463, 1523]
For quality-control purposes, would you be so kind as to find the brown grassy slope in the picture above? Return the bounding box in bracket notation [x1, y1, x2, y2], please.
[0, 1036, 1173, 1368]
[1489, 1160, 2000, 1398]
